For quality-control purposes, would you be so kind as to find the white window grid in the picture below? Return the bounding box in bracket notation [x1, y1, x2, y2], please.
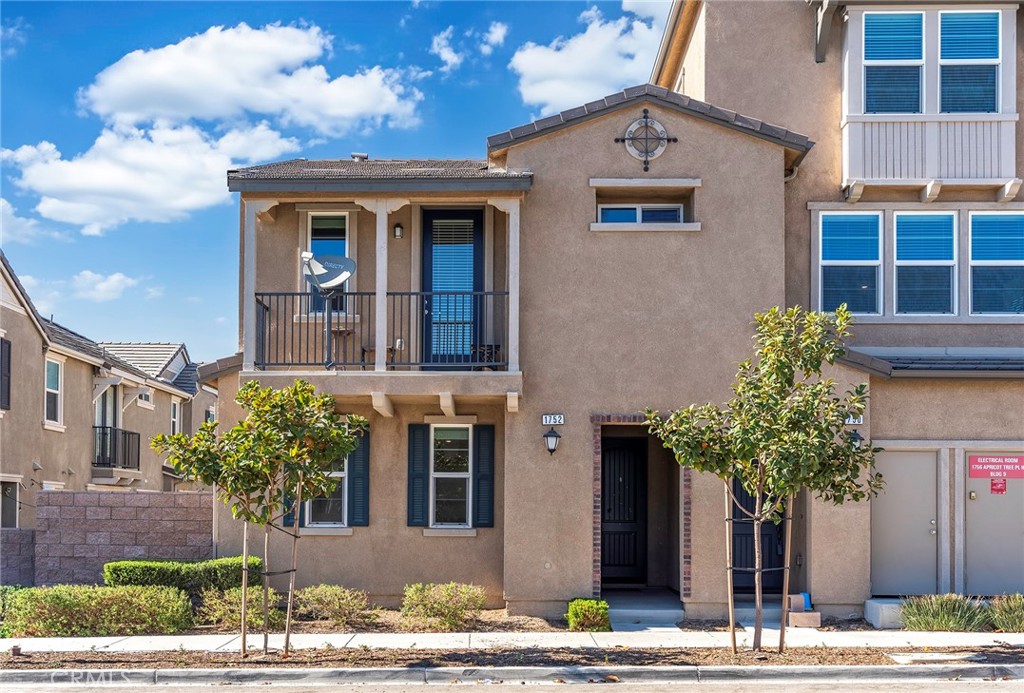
[597, 203, 685, 223]
[938, 10, 1001, 114]
[893, 211, 959, 316]
[819, 211, 884, 316]
[968, 210, 1024, 316]
[429, 423, 473, 529]
[44, 358, 63, 425]
[304, 462, 348, 527]
[862, 11, 926, 115]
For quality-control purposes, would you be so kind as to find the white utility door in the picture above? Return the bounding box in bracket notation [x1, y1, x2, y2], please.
[871, 451, 938, 595]
[965, 452, 1024, 595]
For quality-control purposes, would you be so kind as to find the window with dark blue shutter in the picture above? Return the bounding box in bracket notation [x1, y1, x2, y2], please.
[473, 425, 495, 528]
[407, 424, 430, 526]
[970, 214, 1024, 314]
[940, 12, 1000, 113]
[0, 338, 10, 411]
[820, 214, 881, 314]
[895, 213, 956, 315]
[347, 430, 370, 527]
[864, 13, 923, 114]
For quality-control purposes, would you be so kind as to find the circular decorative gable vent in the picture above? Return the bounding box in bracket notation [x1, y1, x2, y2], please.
[615, 109, 677, 171]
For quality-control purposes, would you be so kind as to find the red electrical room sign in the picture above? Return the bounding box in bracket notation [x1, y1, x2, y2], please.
[968, 455, 1024, 479]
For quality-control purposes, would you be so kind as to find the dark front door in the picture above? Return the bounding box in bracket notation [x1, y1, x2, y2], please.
[601, 438, 647, 585]
[421, 209, 484, 367]
[732, 479, 785, 592]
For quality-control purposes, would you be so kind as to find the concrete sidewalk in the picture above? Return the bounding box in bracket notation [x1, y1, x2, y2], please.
[1, 629, 1022, 653]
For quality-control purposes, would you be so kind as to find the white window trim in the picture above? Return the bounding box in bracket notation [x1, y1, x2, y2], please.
[41, 480, 66, 491]
[301, 211, 357, 311]
[0, 473, 22, 529]
[968, 210, 1024, 316]
[303, 464, 348, 528]
[893, 211, 959, 316]
[862, 10, 926, 115]
[938, 10, 1001, 114]
[819, 211, 884, 316]
[170, 397, 182, 435]
[44, 355, 64, 428]
[429, 423, 473, 529]
[137, 389, 155, 410]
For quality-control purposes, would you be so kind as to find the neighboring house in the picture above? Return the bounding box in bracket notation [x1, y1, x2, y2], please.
[202, 1, 1022, 618]
[99, 343, 218, 491]
[0, 251, 211, 545]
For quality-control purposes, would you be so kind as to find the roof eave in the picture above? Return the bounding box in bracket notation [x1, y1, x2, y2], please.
[651, 1, 698, 88]
[227, 177, 532, 194]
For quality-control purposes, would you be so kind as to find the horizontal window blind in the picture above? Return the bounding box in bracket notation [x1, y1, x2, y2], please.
[822, 215, 880, 261]
[941, 65, 997, 113]
[600, 207, 638, 223]
[865, 66, 922, 113]
[896, 215, 954, 261]
[822, 266, 879, 314]
[971, 215, 1024, 261]
[972, 267, 1024, 314]
[941, 12, 999, 60]
[865, 13, 923, 60]
[897, 266, 954, 314]
[641, 207, 682, 223]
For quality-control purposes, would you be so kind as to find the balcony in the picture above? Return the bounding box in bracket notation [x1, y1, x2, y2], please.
[842, 114, 1020, 202]
[92, 426, 142, 485]
[255, 291, 509, 371]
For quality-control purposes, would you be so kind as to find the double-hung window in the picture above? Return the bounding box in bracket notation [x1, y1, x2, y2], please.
[895, 213, 957, 315]
[598, 204, 683, 224]
[820, 213, 882, 314]
[0, 337, 10, 411]
[970, 213, 1024, 315]
[864, 12, 923, 114]
[170, 398, 181, 435]
[940, 12, 1000, 113]
[44, 358, 62, 425]
[430, 425, 472, 528]
[305, 456, 347, 527]
[308, 214, 348, 313]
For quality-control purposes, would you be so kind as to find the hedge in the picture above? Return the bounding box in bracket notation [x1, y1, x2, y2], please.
[566, 598, 611, 632]
[103, 555, 262, 599]
[2, 585, 192, 637]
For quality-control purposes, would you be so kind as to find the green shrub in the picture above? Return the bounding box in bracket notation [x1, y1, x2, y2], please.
[103, 556, 262, 600]
[990, 594, 1024, 633]
[401, 582, 486, 632]
[566, 598, 611, 632]
[0, 585, 26, 621]
[198, 587, 285, 631]
[900, 594, 991, 632]
[2, 585, 192, 637]
[295, 584, 370, 628]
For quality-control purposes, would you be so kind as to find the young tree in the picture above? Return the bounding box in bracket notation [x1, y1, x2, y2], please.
[646, 305, 882, 652]
[153, 379, 366, 657]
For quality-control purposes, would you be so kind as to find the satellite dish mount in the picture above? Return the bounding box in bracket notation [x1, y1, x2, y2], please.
[301, 252, 357, 369]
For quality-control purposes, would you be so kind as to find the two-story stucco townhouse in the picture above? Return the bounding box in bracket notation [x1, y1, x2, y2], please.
[203, 0, 1022, 620]
[0, 251, 216, 583]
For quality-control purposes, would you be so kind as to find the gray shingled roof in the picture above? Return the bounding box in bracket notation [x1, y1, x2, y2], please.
[41, 319, 153, 381]
[172, 362, 200, 395]
[197, 352, 242, 385]
[843, 347, 1024, 378]
[229, 158, 529, 181]
[487, 84, 813, 156]
[100, 342, 184, 378]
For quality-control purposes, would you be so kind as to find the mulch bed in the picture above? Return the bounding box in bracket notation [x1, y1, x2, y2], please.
[2, 645, 1022, 670]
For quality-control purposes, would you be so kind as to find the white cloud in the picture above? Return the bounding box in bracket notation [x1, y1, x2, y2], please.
[79, 23, 423, 136]
[430, 26, 464, 74]
[621, 0, 672, 24]
[145, 286, 164, 300]
[71, 270, 138, 302]
[509, 5, 664, 116]
[1, 17, 29, 58]
[19, 275, 60, 316]
[479, 21, 509, 56]
[0, 198, 70, 245]
[3, 122, 300, 236]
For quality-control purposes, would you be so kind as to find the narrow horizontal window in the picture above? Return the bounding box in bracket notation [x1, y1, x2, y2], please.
[641, 207, 681, 223]
[971, 214, 1024, 315]
[820, 214, 881, 314]
[598, 204, 684, 225]
[599, 207, 638, 223]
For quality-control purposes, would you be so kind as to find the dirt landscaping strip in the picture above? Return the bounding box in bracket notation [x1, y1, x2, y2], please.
[1, 644, 1021, 670]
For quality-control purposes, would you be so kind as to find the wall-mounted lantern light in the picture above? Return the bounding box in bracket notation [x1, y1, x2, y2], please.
[850, 429, 864, 450]
[543, 427, 561, 455]
[393, 223, 405, 239]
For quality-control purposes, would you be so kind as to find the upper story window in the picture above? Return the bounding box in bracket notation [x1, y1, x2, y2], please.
[864, 12, 923, 114]
[598, 204, 683, 224]
[0, 479, 17, 528]
[308, 214, 348, 312]
[170, 398, 181, 435]
[940, 12, 1000, 114]
[820, 213, 882, 314]
[44, 358, 63, 425]
[0, 337, 10, 411]
[895, 213, 957, 315]
[970, 213, 1024, 315]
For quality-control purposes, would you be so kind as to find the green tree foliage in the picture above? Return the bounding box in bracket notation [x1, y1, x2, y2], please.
[646, 305, 883, 650]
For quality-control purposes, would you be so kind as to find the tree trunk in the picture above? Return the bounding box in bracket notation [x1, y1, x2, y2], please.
[282, 475, 303, 658]
[262, 515, 272, 654]
[240, 521, 249, 658]
[778, 494, 795, 653]
[753, 515, 763, 651]
[723, 480, 737, 654]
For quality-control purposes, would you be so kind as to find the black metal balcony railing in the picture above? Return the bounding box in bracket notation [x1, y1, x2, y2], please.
[93, 426, 141, 469]
[254, 291, 508, 370]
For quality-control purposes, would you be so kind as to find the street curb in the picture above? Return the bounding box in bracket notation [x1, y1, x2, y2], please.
[1, 663, 1021, 685]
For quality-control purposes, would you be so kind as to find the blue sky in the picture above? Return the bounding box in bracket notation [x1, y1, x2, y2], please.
[1, 1, 668, 361]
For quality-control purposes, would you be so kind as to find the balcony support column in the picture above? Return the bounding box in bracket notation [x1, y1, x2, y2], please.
[489, 198, 521, 373]
[355, 198, 408, 372]
[242, 199, 277, 371]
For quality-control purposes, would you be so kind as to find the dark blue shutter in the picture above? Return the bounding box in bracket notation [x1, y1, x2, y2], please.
[407, 424, 430, 526]
[0, 338, 10, 411]
[282, 494, 304, 527]
[347, 430, 370, 526]
[473, 425, 495, 528]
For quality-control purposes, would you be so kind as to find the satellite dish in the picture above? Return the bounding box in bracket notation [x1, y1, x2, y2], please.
[302, 253, 356, 292]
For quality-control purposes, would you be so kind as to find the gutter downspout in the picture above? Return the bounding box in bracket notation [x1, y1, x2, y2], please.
[784, 166, 801, 183]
